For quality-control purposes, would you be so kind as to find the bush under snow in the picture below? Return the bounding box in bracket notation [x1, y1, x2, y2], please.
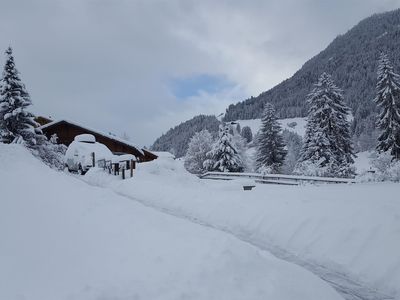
[358, 151, 400, 182]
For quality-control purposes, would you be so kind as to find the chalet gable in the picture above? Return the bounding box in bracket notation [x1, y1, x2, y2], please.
[39, 119, 157, 162]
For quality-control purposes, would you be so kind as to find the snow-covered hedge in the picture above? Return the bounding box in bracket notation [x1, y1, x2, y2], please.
[358, 151, 400, 182]
[30, 140, 67, 171]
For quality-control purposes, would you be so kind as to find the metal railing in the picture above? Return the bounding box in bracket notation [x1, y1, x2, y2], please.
[199, 171, 356, 185]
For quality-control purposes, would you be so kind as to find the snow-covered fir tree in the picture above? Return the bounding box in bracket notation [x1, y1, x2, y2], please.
[230, 123, 251, 171]
[241, 126, 253, 143]
[256, 103, 287, 173]
[0, 47, 66, 170]
[374, 52, 400, 159]
[235, 123, 241, 134]
[203, 124, 244, 172]
[0, 47, 43, 145]
[184, 129, 213, 174]
[296, 72, 355, 177]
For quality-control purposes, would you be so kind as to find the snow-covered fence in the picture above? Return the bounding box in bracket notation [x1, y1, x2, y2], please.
[96, 156, 136, 180]
[118, 159, 136, 179]
[199, 172, 356, 185]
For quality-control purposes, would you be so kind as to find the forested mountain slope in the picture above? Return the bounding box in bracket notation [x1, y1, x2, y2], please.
[223, 9, 400, 138]
[151, 115, 220, 157]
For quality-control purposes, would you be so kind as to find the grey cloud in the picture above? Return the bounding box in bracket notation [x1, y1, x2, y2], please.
[0, 0, 399, 145]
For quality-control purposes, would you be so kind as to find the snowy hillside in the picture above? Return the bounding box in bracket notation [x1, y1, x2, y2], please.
[84, 154, 400, 299]
[0, 144, 342, 300]
[236, 117, 307, 136]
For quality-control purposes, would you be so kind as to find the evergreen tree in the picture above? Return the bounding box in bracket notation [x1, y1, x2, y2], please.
[0, 47, 43, 145]
[297, 73, 355, 177]
[235, 123, 241, 134]
[184, 129, 213, 174]
[204, 124, 243, 172]
[231, 124, 250, 171]
[256, 103, 287, 173]
[241, 126, 253, 143]
[374, 52, 400, 159]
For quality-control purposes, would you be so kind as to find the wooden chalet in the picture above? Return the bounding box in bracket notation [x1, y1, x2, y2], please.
[38, 118, 157, 162]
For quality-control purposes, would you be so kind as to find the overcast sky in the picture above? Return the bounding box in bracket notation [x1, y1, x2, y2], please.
[1, 0, 399, 146]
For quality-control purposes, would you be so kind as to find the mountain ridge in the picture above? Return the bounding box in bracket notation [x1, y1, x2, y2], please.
[223, 8, 400, 138]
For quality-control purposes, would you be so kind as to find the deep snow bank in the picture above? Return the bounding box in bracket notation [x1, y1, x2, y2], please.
[0, 144, 342, 300]
[84, 155, 400, 298]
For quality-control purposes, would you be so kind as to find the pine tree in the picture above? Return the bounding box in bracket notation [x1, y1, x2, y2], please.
[0, 47, 43, 145]
[231, 124, 250, 171]
[256, 103, 287, 173]
[241, 126, 253, 143]
[184, 129, 213, 174]
[235, 123, 241, 134]
[296, 73, 355, 177]
[204, 124, 244, 172]
[374, 52, 400, 160]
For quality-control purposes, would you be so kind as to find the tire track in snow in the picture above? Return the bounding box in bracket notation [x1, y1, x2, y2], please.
[111, 191, 395, 300]
[76, 173, 395, 300]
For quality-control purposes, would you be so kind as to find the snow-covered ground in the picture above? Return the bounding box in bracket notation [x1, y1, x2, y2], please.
[83, 154, 400, 299]
[236, 117, 307, 136]
[0, 144, 343, 300]
[354, 151, 374, 174]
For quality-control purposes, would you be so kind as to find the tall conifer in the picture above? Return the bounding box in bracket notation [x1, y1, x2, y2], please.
[297, 73, 354, 177]
[374, 52, 400, 159]
[0, 47, 43, 145]
[256, 103, 287, 173]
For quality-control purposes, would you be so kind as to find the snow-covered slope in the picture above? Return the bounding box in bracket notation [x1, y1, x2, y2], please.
[84, 155, 400, 299]
[236, 117, 307, 136]
[0, 144, 342, 300]
[354, 151, 374, 174]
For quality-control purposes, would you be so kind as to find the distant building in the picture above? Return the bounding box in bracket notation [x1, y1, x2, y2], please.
[37, 118, 157, 162]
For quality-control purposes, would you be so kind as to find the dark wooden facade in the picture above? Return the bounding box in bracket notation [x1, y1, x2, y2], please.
[40, 120, 157, 162]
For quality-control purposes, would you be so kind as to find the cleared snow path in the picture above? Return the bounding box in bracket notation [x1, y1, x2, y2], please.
[81, 164, 397, 300]
[81, 156, 400, 300]
[98, 189, 394, 300]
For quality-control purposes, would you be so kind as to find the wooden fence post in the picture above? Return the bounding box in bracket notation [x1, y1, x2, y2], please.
[113, 163, 119, 175]
[91, 152, 95, 167]
[122, 167, 125, 180]
[130, 159, 134, 177]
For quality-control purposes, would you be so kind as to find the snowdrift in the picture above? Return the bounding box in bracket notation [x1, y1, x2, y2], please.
[0, 144, 342, 300]
[84, 154, 400, 298]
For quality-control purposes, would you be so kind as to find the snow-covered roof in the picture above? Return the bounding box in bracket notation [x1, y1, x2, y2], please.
[40, 119, 145, 156]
